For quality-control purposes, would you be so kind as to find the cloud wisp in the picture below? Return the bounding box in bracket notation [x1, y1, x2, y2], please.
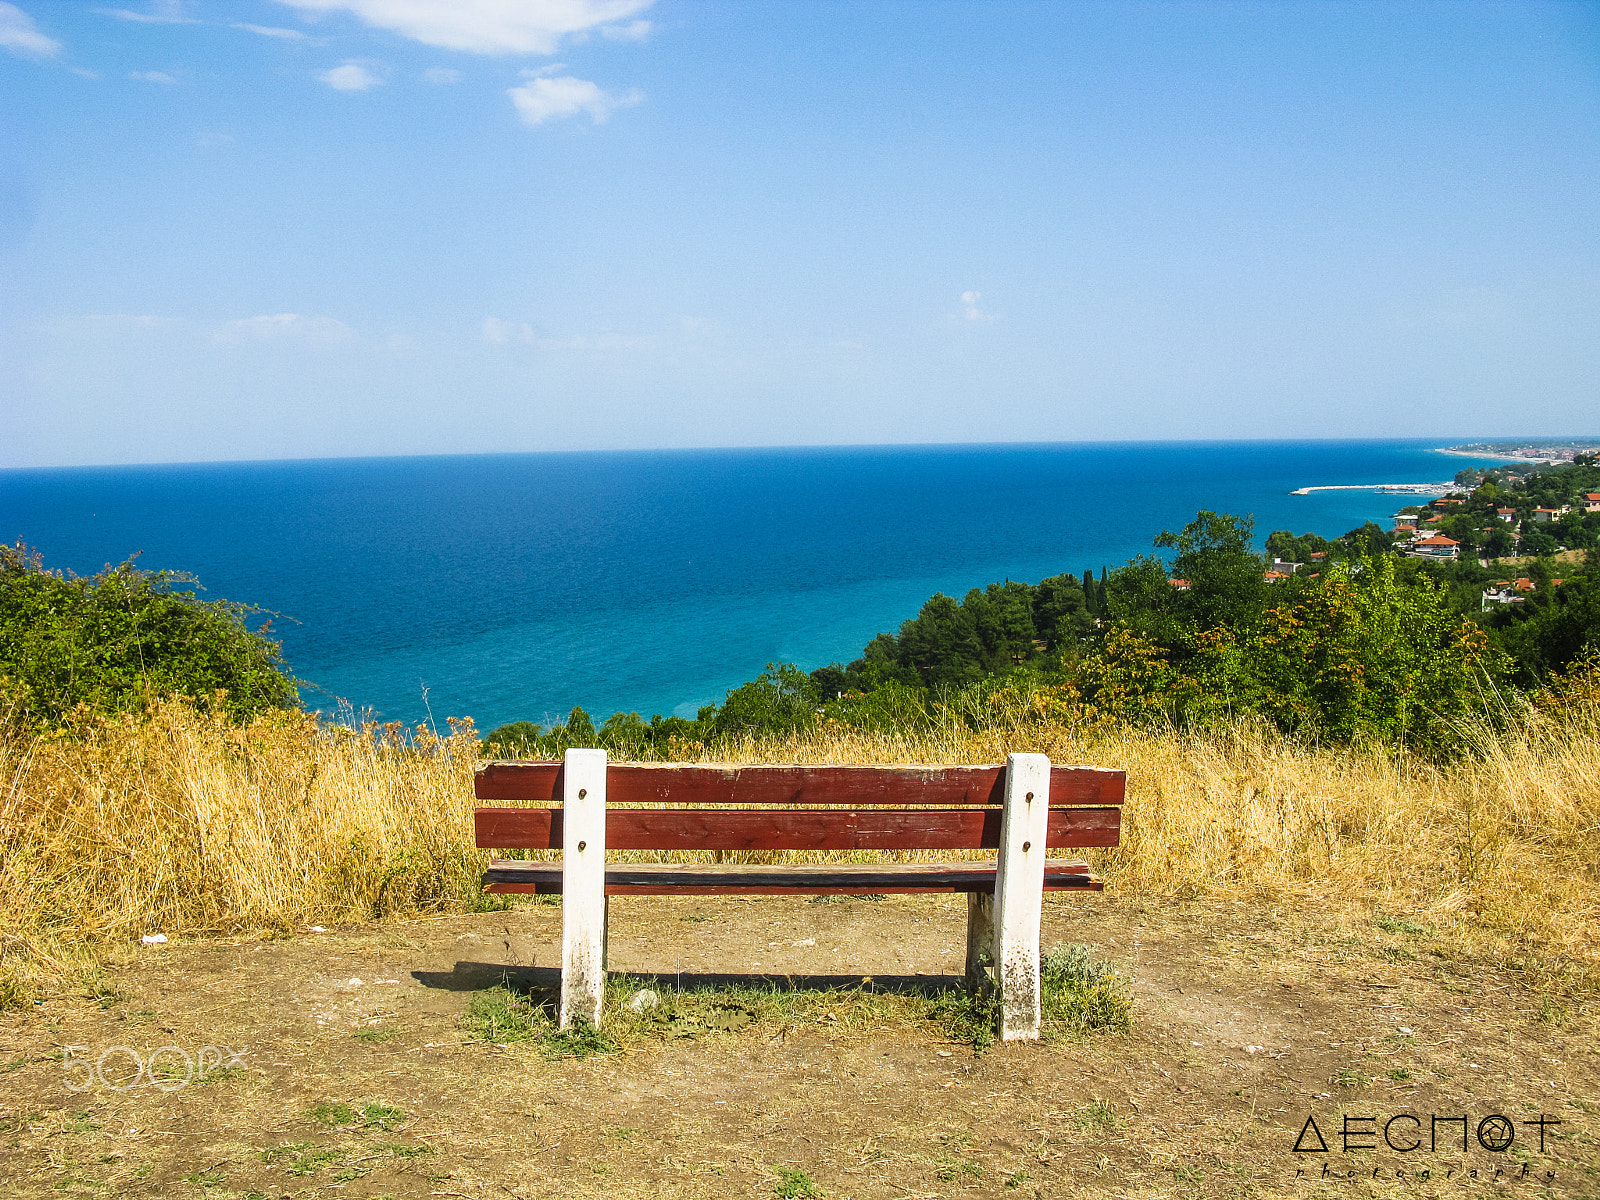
[233, 22, 308, 39]
[959, 291, 994, 323]
[215, 313, 354, 344]
[97, 1, 198, 25]
[508, 71, 641, 125]
[481, 317, 659, 351]
[272, 0, 653, 56]
[320, 61, 382, 91]
[0, 2, 60, 57]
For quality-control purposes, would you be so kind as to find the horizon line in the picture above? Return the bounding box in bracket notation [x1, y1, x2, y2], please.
[6, 434, 1598, 475]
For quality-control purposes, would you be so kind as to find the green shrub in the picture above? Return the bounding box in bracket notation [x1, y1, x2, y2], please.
[0, 542, 298, 725]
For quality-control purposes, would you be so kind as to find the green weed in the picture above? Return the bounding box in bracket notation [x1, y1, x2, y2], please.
[773, 1166, 824, 1198]
[540, 1016, 620, 1059]
[353, 1026, 399, 1043]
[1538, 995, 1570, 1026]
[377, 1143, 435, 1160]
[936, 1152, 983, 1181]
[462, 985, 549, 1044]
[1373, 913, 1429, 936]
[1040, 944, 1132, 1037]
[1074, 1099, 1121, 1131]
[305, 1101, 404, 1131]
[260, 1143, 347, 1176]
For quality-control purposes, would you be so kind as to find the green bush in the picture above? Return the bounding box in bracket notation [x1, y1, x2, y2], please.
[0, 542, 299, 725]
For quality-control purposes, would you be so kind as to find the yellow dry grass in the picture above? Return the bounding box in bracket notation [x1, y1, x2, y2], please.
[3, 675, 1597, 1004]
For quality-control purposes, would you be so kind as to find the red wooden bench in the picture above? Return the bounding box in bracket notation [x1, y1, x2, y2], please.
[474, 750, 1124, 1041]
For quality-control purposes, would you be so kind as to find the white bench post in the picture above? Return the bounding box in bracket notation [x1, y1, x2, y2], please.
[993, 752, 1050, 1041]
[559, 748, 608, 1030]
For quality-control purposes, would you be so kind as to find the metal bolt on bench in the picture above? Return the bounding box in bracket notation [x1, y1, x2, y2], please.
[474, 750, 1124, 1041]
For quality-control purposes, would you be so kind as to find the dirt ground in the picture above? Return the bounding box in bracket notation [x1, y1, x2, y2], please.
[1, 894, 1595, 1200]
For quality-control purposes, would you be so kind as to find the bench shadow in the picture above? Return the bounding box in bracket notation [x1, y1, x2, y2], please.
[411, 962, 560, 992]
[412, 962, 965, 998]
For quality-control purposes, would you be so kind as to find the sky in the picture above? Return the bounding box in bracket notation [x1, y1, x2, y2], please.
[1, 0, 1597, 469]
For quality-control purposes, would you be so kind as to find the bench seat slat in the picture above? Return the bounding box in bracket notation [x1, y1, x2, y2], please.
[475, 761, 1124, 806]
[482, 859, 1102, 895]
[475, 805, 1119, 850]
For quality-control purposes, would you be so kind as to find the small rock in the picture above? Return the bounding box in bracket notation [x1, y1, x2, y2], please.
[141, 934, 167, 945]
[627, 989, 660, 1013]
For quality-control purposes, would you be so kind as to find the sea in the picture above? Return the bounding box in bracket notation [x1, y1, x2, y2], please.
[0, 439, 1508, 731]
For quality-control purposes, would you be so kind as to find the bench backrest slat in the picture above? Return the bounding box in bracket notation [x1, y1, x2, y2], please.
[475, 805, 1120, 851]
[474, 761, 1125, 807]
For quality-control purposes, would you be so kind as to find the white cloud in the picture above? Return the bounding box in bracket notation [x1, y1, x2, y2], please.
[129, 70, 176, 82]
[215, 313, 354, 344]
[959, 290, 994, 322]
[233, 22, 308, 39]
[272, 0, 652, 55]
[0, 3, 61, 57]
[508, 72, 640, 125]
[422, 66, 461, 83]
[481, 316, 657, 351]
[320, 61, 382, 91]
[601, 19, 650, 41]
[97, 1, 198, 25]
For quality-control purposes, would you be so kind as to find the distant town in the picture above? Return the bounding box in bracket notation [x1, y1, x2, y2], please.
[1441, 439, 1600, 464]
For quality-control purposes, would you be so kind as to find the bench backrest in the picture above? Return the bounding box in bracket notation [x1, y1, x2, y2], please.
[474, 760, 1123, 852]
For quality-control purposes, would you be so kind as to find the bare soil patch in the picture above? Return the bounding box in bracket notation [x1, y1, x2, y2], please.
[2, 895, 1595, 1199]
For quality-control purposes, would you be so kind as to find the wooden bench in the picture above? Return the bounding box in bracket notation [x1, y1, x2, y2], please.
[474, 750, 1124, 1041]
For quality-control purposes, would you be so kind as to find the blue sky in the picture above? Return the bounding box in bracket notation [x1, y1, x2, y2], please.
[2, 0, 1597, 468]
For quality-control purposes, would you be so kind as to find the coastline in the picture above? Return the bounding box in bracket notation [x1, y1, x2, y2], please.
[1432, 447, 1562, 464]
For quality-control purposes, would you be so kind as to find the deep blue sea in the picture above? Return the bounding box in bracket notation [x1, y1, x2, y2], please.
[0, 440, 1505, 730]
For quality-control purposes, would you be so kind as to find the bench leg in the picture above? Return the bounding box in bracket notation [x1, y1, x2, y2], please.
[560, 748, 609, 1031]
[964, 892, 995, 990]
[994, 752, 1051, 1041]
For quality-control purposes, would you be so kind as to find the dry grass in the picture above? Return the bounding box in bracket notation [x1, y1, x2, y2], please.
[3, 674, 1597, 1004]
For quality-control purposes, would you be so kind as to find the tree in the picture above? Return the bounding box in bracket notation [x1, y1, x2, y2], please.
[0, 542, 299, 725]
[1248, 559, 1507, 748]
[1153, 511, 1266, 631]
[1034, 573, 1091, 647]
[1489, 573, 1599, 685]
[1340, 522, 1395, 560]
[1482, 526, 1517, 560]
[713, 663, 819, 738]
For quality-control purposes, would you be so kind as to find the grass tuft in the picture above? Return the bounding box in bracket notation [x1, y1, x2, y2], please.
[773, 1166, 824, 1198]
[1041, 944, 1131, 1037]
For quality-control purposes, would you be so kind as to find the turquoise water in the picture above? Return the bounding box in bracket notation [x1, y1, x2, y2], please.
[0, 439, 1499, 729]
